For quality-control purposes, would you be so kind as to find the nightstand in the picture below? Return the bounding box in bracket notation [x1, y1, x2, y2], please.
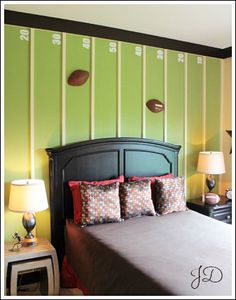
[187, 195, 232, 224]
[4, 238, 59, 296]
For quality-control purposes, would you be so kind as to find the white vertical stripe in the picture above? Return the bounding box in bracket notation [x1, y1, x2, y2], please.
[202, 56, 207, 193]
[203, 57, 206, 151]
[61, 33, 66, 146]
[30, 28, 35, 179]
[117, 41, 121, 137]
[164, 49, 168, 142]
[90, 37, 95, 140]
[219, 59, 224, 193]
[142, 46, 146, 138]
[30, 29, 36, 237]
[184, 53, 188, 197]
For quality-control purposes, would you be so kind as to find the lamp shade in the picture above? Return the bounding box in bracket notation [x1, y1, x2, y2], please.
[9, 179, 48, 213]
[197, 151, 225, 174]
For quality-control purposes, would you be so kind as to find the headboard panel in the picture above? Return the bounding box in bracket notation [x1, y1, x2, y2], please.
[46, 137, 181, 266]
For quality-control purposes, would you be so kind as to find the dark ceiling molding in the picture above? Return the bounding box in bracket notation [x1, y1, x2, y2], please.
[221, 47, 232, 59]
[5, 10, 232, 59]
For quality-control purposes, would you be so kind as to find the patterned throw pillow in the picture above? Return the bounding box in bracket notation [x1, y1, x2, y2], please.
[155, 177, 187, 215]
[119, 179, 156, 219]
[69, 175, 124, 224]
[128, 173, 173, 211]
[79, 182, 122, 225]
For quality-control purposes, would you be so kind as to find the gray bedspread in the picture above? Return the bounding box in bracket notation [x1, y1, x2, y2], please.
[65, 210, 232, 296]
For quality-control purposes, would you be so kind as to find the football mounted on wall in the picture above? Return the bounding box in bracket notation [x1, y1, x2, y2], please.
[68, 69, 89, 86]
[146, 99, 164, 113]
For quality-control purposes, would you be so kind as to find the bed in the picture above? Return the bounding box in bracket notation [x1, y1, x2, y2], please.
[46, 137, 232, 296]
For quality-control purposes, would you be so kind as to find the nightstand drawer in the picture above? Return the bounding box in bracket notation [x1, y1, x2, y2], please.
[9, 257, 54, 295]
[211, 211, 232, 223]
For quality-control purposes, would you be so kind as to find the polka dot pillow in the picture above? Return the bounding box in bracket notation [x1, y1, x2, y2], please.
[119, 179, 156, 219]
[79, 182, 122, 225]
[155, 176, 187, 215]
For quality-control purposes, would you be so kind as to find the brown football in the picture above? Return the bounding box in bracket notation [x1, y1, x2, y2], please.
[68, 70, 89, 86]
[146, 99, 164, 113]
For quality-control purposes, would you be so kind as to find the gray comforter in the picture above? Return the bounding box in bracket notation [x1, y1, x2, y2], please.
[65, 210, 232, 296]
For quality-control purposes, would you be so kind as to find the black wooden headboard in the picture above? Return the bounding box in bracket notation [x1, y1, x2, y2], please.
[46, 137, 181, 267]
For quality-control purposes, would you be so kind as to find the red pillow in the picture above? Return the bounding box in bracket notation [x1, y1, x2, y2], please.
[128, 173, 173, 184]
[69, 175, 124, 224]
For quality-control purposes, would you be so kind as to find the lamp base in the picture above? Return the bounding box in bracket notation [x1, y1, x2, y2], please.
[22, 212, 37, 247]
[206, 175, 216, 192]
[22, 236, 37, 247]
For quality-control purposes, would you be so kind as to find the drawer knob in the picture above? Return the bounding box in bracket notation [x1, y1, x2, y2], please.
[226, 215, 231, 220]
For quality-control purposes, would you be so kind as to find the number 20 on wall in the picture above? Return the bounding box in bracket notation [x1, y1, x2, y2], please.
[19, 29, 30, 41]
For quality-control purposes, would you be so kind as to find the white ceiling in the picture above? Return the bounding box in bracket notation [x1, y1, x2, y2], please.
[4, 2, 234, 49]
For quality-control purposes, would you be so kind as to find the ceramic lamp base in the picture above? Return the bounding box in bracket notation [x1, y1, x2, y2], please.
[206, 175, 216, 192]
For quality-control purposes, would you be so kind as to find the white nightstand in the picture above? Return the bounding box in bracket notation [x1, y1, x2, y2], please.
[4, 238, 59, 296]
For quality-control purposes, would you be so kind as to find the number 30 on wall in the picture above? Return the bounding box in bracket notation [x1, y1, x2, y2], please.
[52, 33, 61, 45]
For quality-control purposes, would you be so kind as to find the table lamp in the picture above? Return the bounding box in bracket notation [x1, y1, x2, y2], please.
[197, 151, 225, 204]
[9, 179, 48, 247]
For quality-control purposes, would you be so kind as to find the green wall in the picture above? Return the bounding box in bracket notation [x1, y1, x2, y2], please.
[4, 25, 222, 242]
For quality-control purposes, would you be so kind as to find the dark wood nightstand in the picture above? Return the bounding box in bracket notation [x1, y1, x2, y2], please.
[187, 195, 232, 224]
